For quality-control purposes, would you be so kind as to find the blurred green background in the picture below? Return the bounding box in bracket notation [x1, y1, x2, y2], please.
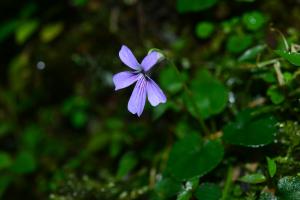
[1, 0, 300, 199]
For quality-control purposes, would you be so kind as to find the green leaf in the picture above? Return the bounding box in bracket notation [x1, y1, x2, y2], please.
[238, 45, 266, 61]
[11, 151, 37, 174]
[22, 125, 42, 151]
[159, 65, 184, 94]
[266, 157, 276, 178]
[275, 50, 300, 66]
[195, 22, 215, 39]
[71, 111, 88, 128]
[154, 177, 182, 199]
[177, 0, 218, 13]
[0, 152, 12, 170]
[177, 190, 192, 200]
[0, 175, 12, 198]
[242, 11, 266, 31]
[0, 20, 19, 43]
[267, 86, 285, 105]
[166, 134, 224, 180]
[277, 176, 300, 200]
[15, 20, 39, 44]
[194, 183, 222, 200]
[239, 173, 266, 184]
[40, 22, 63, 43]
[226, 35, 253, 54]
[186, 69, 228, 119]
[116, 152, 138, 178]
[71, 0, 89, 6]
[223, 109, 277, 147]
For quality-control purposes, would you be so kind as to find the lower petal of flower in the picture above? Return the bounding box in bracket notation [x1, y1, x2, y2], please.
[127, 76, 147, 116]
[146, 77, 167, 106]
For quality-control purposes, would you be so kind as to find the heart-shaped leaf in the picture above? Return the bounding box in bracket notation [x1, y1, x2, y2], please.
[223, 109, 277, 147]
[166, 134, 224, 180]
[186, 69, 228, 120]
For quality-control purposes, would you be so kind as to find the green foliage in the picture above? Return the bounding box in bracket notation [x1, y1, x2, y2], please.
[194, 183, 222, 200]
[266, 157, 276, 178]
[159, 65, 184, 94]
[186, 69, 228, 119]
[154, 177, 181, 199]
[275, 50, 300, 66]
[226, 34, 253, 54]
[0, 20, 19, 42]
[15, 20, 39, 44]
[0, 152, 12, 170]
[239, 173, 267, 184]
[11, 151, 37, 174]
[116, 152, 138, 178]
[223, 109, 277, 147]
[177, 0, 218, 13]
[195, 22, 215, 39]
[166, 134, 224, 180]
[238, 45, 266, 61]
[40, 23, 63, 43]
[267, 86, 285, 105]
[242, 11, 266, 31]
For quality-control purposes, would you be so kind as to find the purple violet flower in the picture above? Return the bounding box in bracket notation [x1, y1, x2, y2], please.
[113, 45, 167, 116]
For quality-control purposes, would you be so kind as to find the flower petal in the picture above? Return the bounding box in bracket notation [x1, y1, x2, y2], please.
[128, 76, 147, 116]
[119, 45, 140, 70]
[146, 77, 167, 106]
[141, 51, 161, 72]
[113, 71, 140, 90]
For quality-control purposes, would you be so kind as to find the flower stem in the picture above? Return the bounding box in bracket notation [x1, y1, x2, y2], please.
[221, 166, 233, 200]
[168, 59, 210, 135]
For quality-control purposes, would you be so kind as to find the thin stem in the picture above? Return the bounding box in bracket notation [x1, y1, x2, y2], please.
[257, 59, 279, 68]
[270, 27, 289, 51]
[273, 61, 285, 86]
[221, 166, 233, 200]
[168, 59, 210, 135]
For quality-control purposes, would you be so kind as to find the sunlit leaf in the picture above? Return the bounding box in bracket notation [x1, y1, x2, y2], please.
[238, 45, 266, 61]
[15, 20, 39, 44]
[266, 157, 276, 178]
[40, 22, 63, 43]
[239, 173, 266, 184]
